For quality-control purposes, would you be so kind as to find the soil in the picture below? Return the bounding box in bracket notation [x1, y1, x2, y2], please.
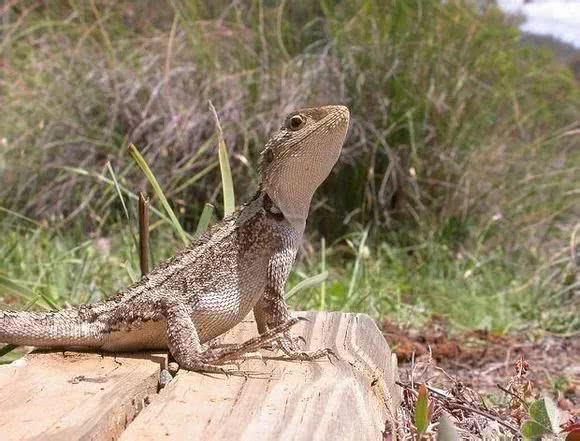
[381, 316, 579, 438]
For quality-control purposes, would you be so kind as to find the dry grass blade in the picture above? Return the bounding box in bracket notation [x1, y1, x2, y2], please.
[343, 228, 369, 310]
[194, 203, 214, 239]
[106, 162, 131, 222]
[208, 101, 235, 217]
[0, 207, 41, 227]
[0, 274, 57, 310]
[0, 344, 17, 359]
[122, 260, 139, 284]
[397, 378, 521, 438]
[128, 143, 189, 244]
[138, 192, 150, 276]
[571, 223, 579, 270]
[106, 161, 138, 257]
[62, 166, 170, 224]
[285, 271, 329, 299]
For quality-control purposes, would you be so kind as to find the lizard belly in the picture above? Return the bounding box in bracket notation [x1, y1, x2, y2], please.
[99, 320, 167, 351]
[193, 262, 268, 343]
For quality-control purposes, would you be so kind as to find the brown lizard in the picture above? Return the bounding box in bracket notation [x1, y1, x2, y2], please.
[0, 105, 350, 373]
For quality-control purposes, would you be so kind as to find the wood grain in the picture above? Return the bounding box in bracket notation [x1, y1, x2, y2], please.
[121, 311, 399, 441]
[0, 351, 167, 441]
[0, 312, 399, 440]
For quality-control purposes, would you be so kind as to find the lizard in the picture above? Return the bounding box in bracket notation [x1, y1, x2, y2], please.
[0, 105, 350, 374]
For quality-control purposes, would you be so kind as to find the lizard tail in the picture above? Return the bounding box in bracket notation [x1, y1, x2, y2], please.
[0, 309, 104, 348]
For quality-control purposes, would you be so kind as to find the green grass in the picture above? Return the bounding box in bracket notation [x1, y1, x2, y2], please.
[2, 217, 576, 336]
[0, 223, 137, 309]
[0, 0, 578, 336]
[290, 230, 578, 334]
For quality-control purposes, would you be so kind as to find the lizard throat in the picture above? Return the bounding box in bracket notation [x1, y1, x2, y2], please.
[262, 192, 306, 233]
[264, 191, 310, 234]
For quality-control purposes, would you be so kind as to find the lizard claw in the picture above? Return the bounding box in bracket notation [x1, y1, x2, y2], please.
[159, 369, 174, 389]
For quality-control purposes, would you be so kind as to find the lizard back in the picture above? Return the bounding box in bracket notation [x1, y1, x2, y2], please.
[0, 193, 300, 350]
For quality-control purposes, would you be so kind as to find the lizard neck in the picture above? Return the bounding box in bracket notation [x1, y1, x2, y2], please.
[265, 190, 308, 234]
[252, 187, 306, 236]
[263, 191, 306, 235]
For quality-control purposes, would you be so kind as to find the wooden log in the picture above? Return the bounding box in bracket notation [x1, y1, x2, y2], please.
[0, 351, 167, 441]
[121, 312, 399, 441]
[0, 312, 399, 440]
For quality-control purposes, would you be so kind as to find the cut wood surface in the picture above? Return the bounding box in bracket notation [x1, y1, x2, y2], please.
[0, 351, 167, 441]
[121, 311, 399, 441]
[0, 312, 399, 441]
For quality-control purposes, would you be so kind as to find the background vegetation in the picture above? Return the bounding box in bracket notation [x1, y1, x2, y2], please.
[1, 0, 578, 335]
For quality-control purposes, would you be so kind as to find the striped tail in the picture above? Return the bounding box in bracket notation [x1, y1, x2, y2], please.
[0, 309, 104, 348]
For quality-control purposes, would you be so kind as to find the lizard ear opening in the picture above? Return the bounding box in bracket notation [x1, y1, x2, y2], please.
[262, 148, 274, 164]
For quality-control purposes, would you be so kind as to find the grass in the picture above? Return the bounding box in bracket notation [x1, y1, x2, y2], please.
[0, 0, 579, 337]
[2, 214, 576, 335]
[291, 229, 579, 334]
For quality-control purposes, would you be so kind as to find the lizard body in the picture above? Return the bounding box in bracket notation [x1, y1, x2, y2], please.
[0, 105, 350, 372]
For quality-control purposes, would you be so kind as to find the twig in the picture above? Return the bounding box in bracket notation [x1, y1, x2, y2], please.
[397, 381, 450, 399]
[496, 383, 529, 410]
[139, 192, 150, 276]
[448, 401, 519, 434]
[395, 381, 520, 435]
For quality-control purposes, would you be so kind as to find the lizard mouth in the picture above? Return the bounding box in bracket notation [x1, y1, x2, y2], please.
[314, 105, 350, 133]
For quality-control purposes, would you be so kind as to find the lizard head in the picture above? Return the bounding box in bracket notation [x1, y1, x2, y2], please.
[260, 105, 350, 232]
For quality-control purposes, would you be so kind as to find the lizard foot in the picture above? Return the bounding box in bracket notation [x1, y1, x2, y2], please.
[169, 319, 303, 375]
[272, 334, 337, 362]
[208, 317, 303, 364]
[174, 359, 260, 377]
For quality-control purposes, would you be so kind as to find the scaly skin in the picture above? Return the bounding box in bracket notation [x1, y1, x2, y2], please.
[0, 105, 350, 373]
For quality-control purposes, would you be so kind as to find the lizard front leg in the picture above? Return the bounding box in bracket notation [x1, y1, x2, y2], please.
[253, 253, 334, 361]
[162, 299, 227, 373]
[160, 294, 302, 373]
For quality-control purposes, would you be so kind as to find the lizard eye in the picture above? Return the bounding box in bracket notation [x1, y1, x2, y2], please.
[287, 114, 306, 131]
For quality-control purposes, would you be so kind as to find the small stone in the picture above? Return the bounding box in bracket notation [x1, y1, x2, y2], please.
[167, 362, 180, 375]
